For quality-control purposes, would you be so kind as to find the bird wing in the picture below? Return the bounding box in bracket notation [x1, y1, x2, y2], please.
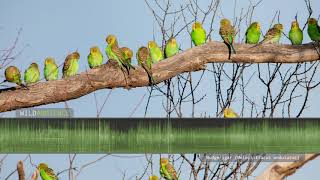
[47, 168, 58, 179]
[166, 163, 178, 180]
[265, 28, 278, 39]
[63, 55, 72, 72]
[261, 27, 279, 43]
[220, 26, 234, 44]
[111, 45, 125, 62]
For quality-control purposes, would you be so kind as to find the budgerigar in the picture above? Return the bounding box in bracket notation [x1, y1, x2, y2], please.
[191, 22, 206, 46]
[137, 46, 154, 85]
[87, 46, 103, 69]
[219, 18, 236, 55]
[160, 158, 178, 180]
[259, 23, 283, 44]
[149, 175, 159, 180]
[307, 18, 320, 42]
[38, 163, 58, 180]
[24, 62, 40, 85]
[120, 47, 133, 64]
[105, 35, 134, 75]
[148, 41, 164, 64]
[4, 66, 23, 86]
[165, 37, 179, 58]
[44, 57, 59, 81]
[245, 22, 261, 44]
[223, 108, 239, 118]
[62, 51, 80, 78]
[289, 21, 303, 45]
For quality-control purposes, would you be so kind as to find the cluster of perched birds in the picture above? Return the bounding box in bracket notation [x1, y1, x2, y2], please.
[37, 158, 178, 180]
[3, 18, 320, 88]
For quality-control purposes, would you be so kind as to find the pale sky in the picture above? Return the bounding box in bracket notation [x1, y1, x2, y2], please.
[0, 0, 319, 179]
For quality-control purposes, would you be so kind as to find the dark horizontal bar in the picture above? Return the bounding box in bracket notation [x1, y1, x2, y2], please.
[1, 118, 320, 130]
[0, 118, 319, 153]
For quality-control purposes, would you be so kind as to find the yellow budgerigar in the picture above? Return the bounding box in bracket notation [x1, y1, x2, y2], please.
[223, 108, 239, 118]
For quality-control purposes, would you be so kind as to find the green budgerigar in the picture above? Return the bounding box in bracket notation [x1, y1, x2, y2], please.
[307, 18, 320, 42]
[191, 22, 206, 46]
[44, 57, 59, 81]
[289, 21, 303, 45]
[4, 66, 23, 86]
[137, 46, 154, 85]
[62, 51, 80, 78]
[165, 37, 179, 58]
[245, 22, 261, 44]
[24, 62, 40, 85]
[38, 163, 58, 180]
[148, 41, 164, 63]
[106, 35, 134, 75]
[259, 23, 284, 44]
[87, 46, 103, 69]
[120, 47, 133, 64]
[219, 18, 236, 55]
[160, 158, 178, 180]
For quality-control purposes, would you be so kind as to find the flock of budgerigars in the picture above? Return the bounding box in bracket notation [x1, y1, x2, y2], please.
[3, 18, 320, 88]
[37, 158, 177, 180]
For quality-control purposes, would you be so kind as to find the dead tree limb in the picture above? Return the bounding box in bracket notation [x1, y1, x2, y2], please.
[17, 161, 26, 180]
[0, 41, 319, 113]
[256, 154, 319, 180]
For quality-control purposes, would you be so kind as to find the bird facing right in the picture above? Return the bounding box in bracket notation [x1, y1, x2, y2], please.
[44, 57, 59, 81]
[62, 51, 80, 78]
[38, 163, 58, 180]
[191, 21, 206, 46]
[289, 21, 303, 45]
[259, 23, 284, 44]
[245, 22, 261, 44]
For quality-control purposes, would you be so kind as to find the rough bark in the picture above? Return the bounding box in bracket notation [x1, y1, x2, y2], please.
[256, 154, 319, 180]
[0, 41, 319, 112]
[17, 161, 26, 180]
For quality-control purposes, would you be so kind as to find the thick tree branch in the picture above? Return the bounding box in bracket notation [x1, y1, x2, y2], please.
[17, 161, 26, 180]
[256, 154, 319, 180]
[0, 41, 319, 112]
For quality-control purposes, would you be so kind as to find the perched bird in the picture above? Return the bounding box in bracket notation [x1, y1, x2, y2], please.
[259, 23, 284, 44]
[87, 46, 103, 69]
[24, 62, 40, 85]
[160, 158, 178, 180]
[120, 47, 133, 64]
[245, 22, 261, 44]
[165, 37, 179, 58]
[191, 22, 206, 46]
[137, 46, 154, 85]
[307, 18, 320, 42]
[289, 21, 303, 45]
[223, 108, 239, 118]
[149, 175, 159, 180]
[4, 66, 23, 86]
[219, 18, 236, 55]
[105, 35, 134, 74]
[44, 57, 59, 81]
[37, 163, 58, 180]
[62, 51, 80, 78]
[148, 41, 164, 64]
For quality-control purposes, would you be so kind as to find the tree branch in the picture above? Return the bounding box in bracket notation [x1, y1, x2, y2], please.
[256, 154, 319, 180]
[0, 41, 319, 112]
[17, 161, 26, 180]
